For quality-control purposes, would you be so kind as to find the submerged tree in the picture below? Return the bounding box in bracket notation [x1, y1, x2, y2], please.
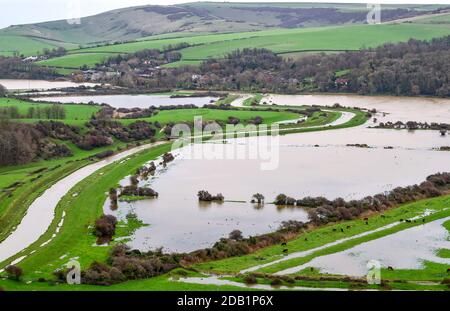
[251, 193, 265, 204]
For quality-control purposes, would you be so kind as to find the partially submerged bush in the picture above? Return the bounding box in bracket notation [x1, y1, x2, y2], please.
[94, 214, 117, 243]
[243, 274, 257, 285]
[198, 190, 224, 202]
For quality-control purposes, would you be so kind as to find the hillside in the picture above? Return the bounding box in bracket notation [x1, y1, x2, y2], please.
[0, 2, 448, 56]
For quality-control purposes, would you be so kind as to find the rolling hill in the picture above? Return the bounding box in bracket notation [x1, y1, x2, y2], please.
[1, 1, 449, 57]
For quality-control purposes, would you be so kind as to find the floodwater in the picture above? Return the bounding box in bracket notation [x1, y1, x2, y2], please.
[32, 94, 218, 109]
[0, 79, 98, 91]
[266, 94, 450, 123]
[103, 93, 450, 253]
[107, 135, 450, 253]
[276, 216, 450, 277]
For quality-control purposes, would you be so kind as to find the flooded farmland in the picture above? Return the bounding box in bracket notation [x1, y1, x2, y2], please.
[33, 94, 219, 108]
[105, 94, 450, 253]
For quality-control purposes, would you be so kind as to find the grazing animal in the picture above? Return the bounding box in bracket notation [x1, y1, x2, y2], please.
[399, 219, 404, 222]
[281, 242, 287, 246]
[282, 249, 288, 253]
[332, 228, 337, 232]
[388, 266, 394, 271]
[340, 228, 344, 233]
[406, 219, 412, 223]
[346, 225, 351, 229]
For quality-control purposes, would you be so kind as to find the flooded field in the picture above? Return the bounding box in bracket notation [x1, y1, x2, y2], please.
[33, 94, 218, 108]
[0, 79, 98, 91]
[266, 94, 450, 123]
[100, 94, 450, 253]
[277, 216, 450, 277]
[108, 135, 450, 252]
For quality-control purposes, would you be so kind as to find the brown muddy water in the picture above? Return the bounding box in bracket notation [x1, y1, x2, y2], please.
[266, 94, 450, 123]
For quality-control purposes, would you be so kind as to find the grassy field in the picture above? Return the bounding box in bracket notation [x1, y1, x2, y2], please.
[121, 108, 300, 126]
[37, 52, 115, 69]
[0, 98, 100, 124]
[36, 22, 450, 70]
[0, 35, 76, 57]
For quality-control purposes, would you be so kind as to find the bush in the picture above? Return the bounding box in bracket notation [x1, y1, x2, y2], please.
[243, 274, 257, 285]
[5, 265, 23, 281]
[94, 150, 114, 159]
[229, 230, 243, 240]
[270, 278, 282, 286]
[94, 215, 117, 242]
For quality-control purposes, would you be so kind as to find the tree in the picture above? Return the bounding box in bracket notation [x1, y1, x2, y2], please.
[5, 265, 23, 281]
[252, 193, 265, 204]
[275, 194, 287, 205]
[229, 229, 243, 240]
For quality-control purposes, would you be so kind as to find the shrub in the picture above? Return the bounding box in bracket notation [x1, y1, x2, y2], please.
[94, 215, 117, 242]
[243, 274, 257, 285]
[5, 265, 23, 281]
[229, 230, 243, 240]
[270, 278, 282, 286]
[94, 150, 114, 159]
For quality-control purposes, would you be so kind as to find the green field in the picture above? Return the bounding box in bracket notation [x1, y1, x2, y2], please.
[0, 98, 100, 122]
[122, 108, 300, 126]
[37, 52, 115, 69]
[36, 22, 450, 70]
[0, 35, 76, 57]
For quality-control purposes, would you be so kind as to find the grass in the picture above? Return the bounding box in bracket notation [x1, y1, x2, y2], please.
[37, 22, 450, 69]
[243, 94, 263, 106]
[0, 98, 100, 124]
[120, 108, 300, 126]
[0, 35, 74, 57]
[37, 53, 115, 69]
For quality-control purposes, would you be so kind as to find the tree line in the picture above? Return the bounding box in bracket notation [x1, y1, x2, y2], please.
[102, 36, 450, 97]
[0, 104, 66, 120]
